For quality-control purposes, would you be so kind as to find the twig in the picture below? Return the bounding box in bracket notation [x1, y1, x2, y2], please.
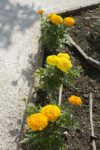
[58, 85, 63, 106]
[68, 35, 100, 70]
[85, 16, 100, 19]
[89, 93, 96, 150]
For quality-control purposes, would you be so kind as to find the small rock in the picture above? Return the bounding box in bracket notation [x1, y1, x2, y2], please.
[63, 131, 69, 136]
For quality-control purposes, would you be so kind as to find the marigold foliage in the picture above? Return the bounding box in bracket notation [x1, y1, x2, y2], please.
[57, 57, 72, 72]
[21, 104, 77, 150]
[50, 14, 63, 25]
[27, 113, 48, 131]
[46, 55, 59, 66]
[64, 17, 75, 26]
[40, 14, 68, 51]
[57, 53, 70, 59]
[68, 95, 82, 105]
[34, 54, 81, 97]
[41, 105, 61, 122]
[38, 10, 44, 15]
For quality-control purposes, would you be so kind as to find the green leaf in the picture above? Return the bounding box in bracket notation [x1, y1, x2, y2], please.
[22, 98, 27, 103]
[63, 143, 67, 147]
[32, 73, 41, 77]
[20, 138, 30, 144]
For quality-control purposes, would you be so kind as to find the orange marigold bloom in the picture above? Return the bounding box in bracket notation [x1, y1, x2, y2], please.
[68, 95, 82, 105]
[41, 105, 61, 122]
[27, 113, 48, 131]
[57, 57, 72, 72]
[48, 14, 56, 20]
[64, 17, 75, 26]
[46, 55, 59, 66]
[50, 14, 63, 25]
[38, 10, 44, 15]
[57, 53, 70, 59]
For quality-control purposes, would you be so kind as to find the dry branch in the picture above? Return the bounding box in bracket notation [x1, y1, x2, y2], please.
[68, 35, 100, 70]
[58, 85, 63, 106]
[89, 93, 96, 150]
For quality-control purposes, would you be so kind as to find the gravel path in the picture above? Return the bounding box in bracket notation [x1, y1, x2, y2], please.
[0, 0, 100, 150]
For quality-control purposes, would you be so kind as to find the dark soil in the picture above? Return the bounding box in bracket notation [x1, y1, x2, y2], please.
[60, 46, 100, 150]
[69, 5, 100, 62]
[34, 44, 100, 150]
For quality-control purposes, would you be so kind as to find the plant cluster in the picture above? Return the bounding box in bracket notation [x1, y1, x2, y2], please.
[34, 53, 81, 100]
[21, 10, 83, 150]
[40, 12, 75, 51]
[21, 104, 78, 150]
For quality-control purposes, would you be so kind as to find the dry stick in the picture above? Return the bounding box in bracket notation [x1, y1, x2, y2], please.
[89, 93, 96, 150]
[85, 16, 100, 19]
[58, 85, 63, 106]
[58, 85, 63, 150]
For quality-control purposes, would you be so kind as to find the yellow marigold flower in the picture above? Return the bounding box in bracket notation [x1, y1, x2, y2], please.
[48, 14, 56, 20]
[68, 95, 82, 105]
[46, 55, 58, 66]
[41, 105, 61, 122]
[38, 10, 44, 15]
[64, 17, 75, 26]
[57, 57, 72, 72]
[57, 53, 70, 59]
[50, 14, 63, 25]
[27, 113, 48, 131]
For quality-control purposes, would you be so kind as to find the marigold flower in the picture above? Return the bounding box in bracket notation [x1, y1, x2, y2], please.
[64, 17, 75, 26]
[57, 57, 72, 72]
[48, 14, 56, 20]
[38, 10, 44, 15]
[68, 95, 82, 105]
[57, 53, 70, 59]
[50, 14, 63, 25]
[27, 113, 48, 131]
[46, 55, 59, 66]
[41, 105, 61, 122]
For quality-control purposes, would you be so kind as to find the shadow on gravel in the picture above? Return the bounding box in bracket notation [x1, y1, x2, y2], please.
[11, 42, 43, 87]
[9, 129, 19, 137]
[0, 0, 40, 49]
[20, 49, 44, 87]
